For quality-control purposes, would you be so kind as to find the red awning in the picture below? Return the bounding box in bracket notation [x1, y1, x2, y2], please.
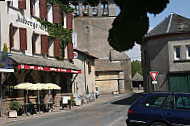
[18, 64, 81, 74]
[10, 53, 81, 74]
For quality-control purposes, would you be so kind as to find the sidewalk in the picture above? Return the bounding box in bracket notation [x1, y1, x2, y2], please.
[0, 94, 125, 125]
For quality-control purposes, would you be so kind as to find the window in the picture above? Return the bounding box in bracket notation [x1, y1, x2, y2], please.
[164, 96, 174, 109]
[186, 46, 190, 59]
[47, 4, 53, 23]
[85, 26, 89, 33]
[92, 6, 98, 16]
[141, 96, 167, 108]
[83, 2, 89, 16]
[101, 1, 109, 16]
[72, 2, 80, 17]
[176, 96, 190, 111]
[174, 46, 181, 60]
[9, 1, 18, 9]
[32, 0, 40, 17]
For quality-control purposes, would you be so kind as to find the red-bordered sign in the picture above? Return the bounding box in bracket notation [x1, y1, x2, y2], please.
[150, 71, 159, 81]
[18, 64, 82, 74]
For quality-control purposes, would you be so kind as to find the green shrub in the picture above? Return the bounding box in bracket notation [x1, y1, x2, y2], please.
[10, 100, 20, 111]
[71, 97, 76, 106]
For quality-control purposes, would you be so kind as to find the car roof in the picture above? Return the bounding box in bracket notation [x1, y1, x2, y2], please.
[143, 92, 190, 96]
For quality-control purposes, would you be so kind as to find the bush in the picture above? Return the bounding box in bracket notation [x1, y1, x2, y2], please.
[10, 100, 20, 111]
[71, 97, 76, 106]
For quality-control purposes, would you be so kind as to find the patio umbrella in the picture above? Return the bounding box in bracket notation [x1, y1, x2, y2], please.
[14, 82, 34, 114]
[31, 83, 45, 112]
[44, 83, 61, 109]
[44, 83, 61, 90]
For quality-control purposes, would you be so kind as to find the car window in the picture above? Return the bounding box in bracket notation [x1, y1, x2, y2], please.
[164, 96, 174, 109]
[176, 95, 190, 111]
[141, 96, 167, 108]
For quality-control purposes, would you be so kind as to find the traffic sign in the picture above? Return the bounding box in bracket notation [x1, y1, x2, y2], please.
[150, 71, 158, 81]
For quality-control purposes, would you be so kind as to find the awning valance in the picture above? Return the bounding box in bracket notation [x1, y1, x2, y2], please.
[10, 53, 81, 74]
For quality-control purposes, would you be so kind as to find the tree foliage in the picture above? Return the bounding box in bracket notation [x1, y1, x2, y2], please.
[109, 0, 169, 51]
[131, 60, 142, 77]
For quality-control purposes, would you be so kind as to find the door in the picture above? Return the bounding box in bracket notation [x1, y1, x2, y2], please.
[169, 75, 190, 92]
[163, 95, 190, 125]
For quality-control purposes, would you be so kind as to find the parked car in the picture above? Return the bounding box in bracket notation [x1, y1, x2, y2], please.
[95, 86, 99, 98]
[126, 92, 190, 126]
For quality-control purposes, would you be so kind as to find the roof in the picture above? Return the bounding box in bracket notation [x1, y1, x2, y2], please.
[110, 50, 130, 61]
[74, 49, 98, 59]
[10, 53, 80, 71]
[132, 72, 143, 81]
[95, 59, 123, 72]
[146, 13, 190, 38]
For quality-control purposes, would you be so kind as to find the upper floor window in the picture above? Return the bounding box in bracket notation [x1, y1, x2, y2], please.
[32, 0, 40, 17]
[174, 46, 181, 60]
[72, 2, 80, 17]
[47, 4, 53, 23]
[9, 1, 18, 9]
[186, 46, 190, 59]
[83, 2, 89, 16]
[101, 1, 109, 16]
[92, 6, 98, 16]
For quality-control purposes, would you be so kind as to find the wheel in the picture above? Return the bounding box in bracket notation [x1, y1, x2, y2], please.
[151, 122, 167, 126]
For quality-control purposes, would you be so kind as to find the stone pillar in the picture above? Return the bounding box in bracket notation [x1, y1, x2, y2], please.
[79, 3, 83, 17]
[98, 3, 102, 16]
[118, 72, 125, 94]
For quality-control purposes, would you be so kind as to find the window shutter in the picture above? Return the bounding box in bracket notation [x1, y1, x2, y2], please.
[53, 5, 60, 24]
[19, 28, 27, 50]
[41, 35, 48, 55]
[19, 0, 26, 10]
[54, 38, 60, 57]
[67, 42, 73, 59]
[32, 32, 36, 53]
[30, 0, 34, 16]
[10, 23, 14, 48]
[40, 0, 47, 19]
[88, 62, 91, 73]
[67, 13, 73, 29]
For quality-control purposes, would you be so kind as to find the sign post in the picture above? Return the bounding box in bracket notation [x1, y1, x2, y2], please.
[150, 71, 159, 91]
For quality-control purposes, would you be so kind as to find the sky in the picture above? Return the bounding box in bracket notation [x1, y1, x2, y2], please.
[124, 0, 190, 61]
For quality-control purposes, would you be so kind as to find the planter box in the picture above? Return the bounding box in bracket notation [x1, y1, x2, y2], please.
[8, 110, 17, 118]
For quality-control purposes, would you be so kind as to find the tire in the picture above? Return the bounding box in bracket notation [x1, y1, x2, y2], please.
[151, 122, 167, 126]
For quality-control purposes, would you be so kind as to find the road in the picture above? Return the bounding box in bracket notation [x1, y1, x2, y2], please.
[5, 93, 142, 126]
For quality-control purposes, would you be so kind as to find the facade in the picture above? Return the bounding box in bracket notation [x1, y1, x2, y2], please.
[0, 0, 80, 115]
[70, 0, 132, 94]
[142, 13, 190, 92]
[95, 50, 131, 94]
[73, 49, 97, 98]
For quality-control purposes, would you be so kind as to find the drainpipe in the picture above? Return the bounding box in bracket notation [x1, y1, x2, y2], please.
[0, 12, 2, 117]
[84, 57, 87, 92]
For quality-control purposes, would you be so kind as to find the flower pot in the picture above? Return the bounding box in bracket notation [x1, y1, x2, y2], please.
[8, 110, 17, 118]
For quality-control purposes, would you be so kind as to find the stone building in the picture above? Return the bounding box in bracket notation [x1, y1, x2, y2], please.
[73, 49, 97, 98]
[142, 13, 190, 92]
[70, 0, 132, 94]
[0, 0, 80, 115]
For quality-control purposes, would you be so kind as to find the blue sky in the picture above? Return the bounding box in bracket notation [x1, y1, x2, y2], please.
[124, 0, 190, 61]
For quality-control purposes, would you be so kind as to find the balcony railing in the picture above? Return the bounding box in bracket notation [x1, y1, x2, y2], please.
[0, 51, 13, 69]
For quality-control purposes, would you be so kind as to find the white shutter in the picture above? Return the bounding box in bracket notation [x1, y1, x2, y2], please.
[35, 0, 40, 17]
[64, 12, 67, 28]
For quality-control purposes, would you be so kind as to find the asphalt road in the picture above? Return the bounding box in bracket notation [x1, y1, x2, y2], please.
[5, 93, 142, 126]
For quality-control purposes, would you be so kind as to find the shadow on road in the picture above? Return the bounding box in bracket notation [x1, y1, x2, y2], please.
[111, 93, 143, 105]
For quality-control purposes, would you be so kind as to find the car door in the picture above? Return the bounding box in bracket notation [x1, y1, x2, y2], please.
[135, 95, 168, 122]
[162, 94, 190, 125]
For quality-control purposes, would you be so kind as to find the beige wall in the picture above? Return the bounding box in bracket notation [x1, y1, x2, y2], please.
[0, 1, 57, 60]
[73, 52, 96, 97]
[95, 71, 120, 94]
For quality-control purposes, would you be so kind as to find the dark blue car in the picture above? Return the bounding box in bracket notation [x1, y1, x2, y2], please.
[126, 92, 190, 126]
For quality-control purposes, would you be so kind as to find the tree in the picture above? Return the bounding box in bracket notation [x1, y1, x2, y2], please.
[66, 0, 169, 51]
[109, 0, 169, 51]
[131, 60, 142, 77]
